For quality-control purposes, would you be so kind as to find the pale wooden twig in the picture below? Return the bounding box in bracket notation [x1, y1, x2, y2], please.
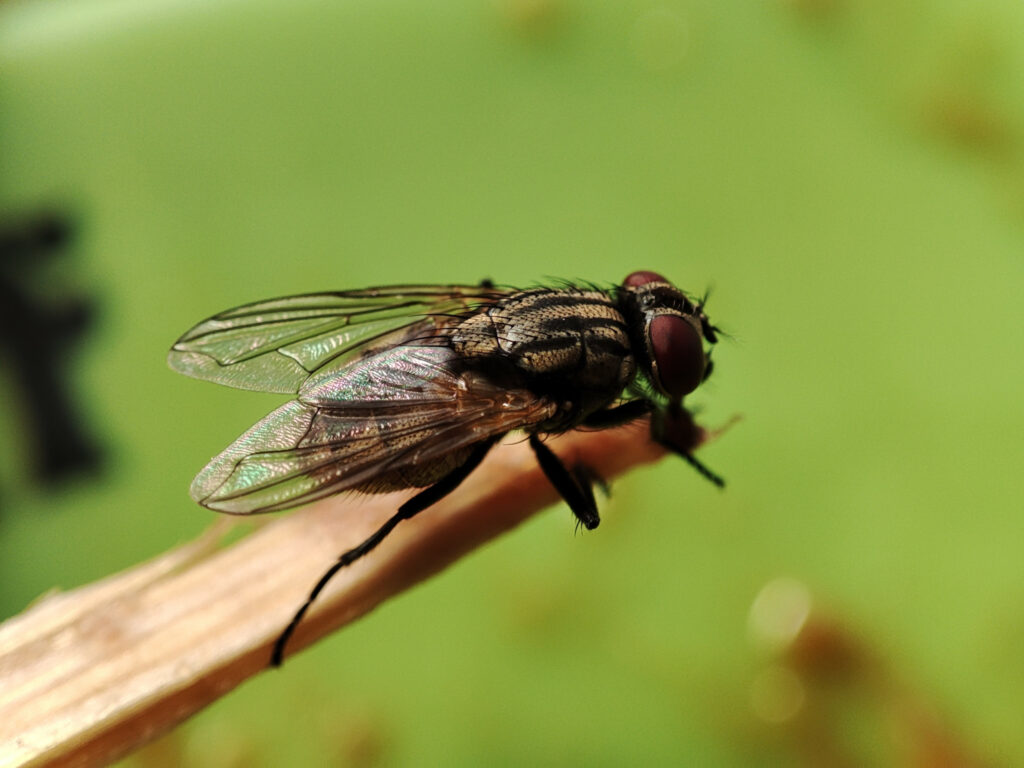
[0, 420, 706, 768]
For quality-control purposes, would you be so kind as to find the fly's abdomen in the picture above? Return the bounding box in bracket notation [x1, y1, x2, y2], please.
[356, 448, 473, 492]
[451, 289, 636, 410]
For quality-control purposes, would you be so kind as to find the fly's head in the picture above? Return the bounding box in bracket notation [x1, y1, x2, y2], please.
[619, 271, 719, 405]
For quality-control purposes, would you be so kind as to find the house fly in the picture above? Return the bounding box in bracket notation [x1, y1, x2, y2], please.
[168, 271, 724, 666]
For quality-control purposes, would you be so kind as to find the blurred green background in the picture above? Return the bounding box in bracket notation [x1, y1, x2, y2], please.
[2, 0, 1024, 764]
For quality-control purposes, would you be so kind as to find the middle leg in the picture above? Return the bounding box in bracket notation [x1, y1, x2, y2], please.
[529, 434, 601, 530]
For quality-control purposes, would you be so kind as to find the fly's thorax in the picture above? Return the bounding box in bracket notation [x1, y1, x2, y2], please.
[449, 287, 637, 403]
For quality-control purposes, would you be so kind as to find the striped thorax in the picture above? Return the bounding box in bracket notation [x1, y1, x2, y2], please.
[449, 288, 637, 428]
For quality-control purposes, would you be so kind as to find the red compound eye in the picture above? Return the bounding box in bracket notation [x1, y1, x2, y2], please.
[623, 270, 667, 287]
[650, 314, 705, 398]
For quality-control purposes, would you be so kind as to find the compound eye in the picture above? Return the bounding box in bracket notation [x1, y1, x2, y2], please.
[624, 270, 667, 287]
[650, 314, 705, 398]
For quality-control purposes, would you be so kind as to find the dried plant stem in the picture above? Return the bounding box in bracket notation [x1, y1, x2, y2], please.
[0, 421, 697, 768]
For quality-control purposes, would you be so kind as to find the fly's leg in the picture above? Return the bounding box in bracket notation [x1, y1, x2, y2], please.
[569, 464, 609, 526]
[587, 399, 725, 488]
[652, 403, 725, 488]
[581, 398, 652, 429]
[529, 434, 601, 531]
[675, 451, 725, 488]
[271, 436, 499, 667]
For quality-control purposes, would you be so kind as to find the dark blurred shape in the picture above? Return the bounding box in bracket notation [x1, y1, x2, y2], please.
[328, 708, 390, 768]
[748, 578, 994, 767]
[916, 24, 1015, 156]
[0, 211, 103, 496]
[497, 0, 565, 39]
[923, 87, 1013, 153]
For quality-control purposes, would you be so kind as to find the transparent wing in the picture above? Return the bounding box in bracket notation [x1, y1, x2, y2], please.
[168, 284, 507, 394]
[190, 346, 556, 514]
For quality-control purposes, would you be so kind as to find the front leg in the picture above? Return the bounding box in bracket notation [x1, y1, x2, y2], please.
[586, 399, 725, 488]
[651, 403, 725, 488]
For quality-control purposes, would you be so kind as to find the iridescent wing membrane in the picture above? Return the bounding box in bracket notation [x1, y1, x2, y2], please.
[168, 285, 504, 394]
[169, 286, 557, 514]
